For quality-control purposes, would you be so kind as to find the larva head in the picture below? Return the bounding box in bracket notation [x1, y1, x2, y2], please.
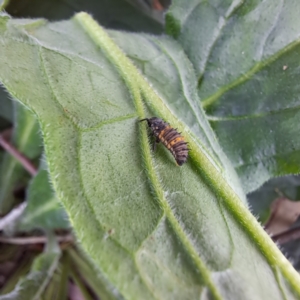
[140, 117, 166, 130]
[148, 117, 166, 131]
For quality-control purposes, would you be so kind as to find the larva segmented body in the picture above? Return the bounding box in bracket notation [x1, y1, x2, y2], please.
[140, 117, 189, 166]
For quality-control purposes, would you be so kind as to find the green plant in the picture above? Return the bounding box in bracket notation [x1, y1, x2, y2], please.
[1, 1, 300, 299]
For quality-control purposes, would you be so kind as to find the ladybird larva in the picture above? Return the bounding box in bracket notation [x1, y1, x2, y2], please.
[139, 117, 189, 166]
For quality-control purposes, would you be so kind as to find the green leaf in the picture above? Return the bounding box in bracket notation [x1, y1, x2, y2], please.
[0, 102, 42, 214]
[0, 233, 61, 300]
[0, 12, 300, 300]
[166, 0, 300, 193]
[17, 164, 69, 231]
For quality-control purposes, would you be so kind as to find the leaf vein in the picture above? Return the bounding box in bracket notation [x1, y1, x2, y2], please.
[202, 37, 300, 109]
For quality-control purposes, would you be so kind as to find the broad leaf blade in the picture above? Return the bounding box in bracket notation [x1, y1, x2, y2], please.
[0, 12, 299, 300]
[166, 0, 300, 193]
[108, 30, 246, 204]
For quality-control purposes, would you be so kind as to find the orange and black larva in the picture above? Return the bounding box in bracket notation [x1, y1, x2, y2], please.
[139, 117, 189, 166]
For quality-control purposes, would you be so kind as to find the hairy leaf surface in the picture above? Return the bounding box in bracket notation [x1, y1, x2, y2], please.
[0, 12, 299, 300]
